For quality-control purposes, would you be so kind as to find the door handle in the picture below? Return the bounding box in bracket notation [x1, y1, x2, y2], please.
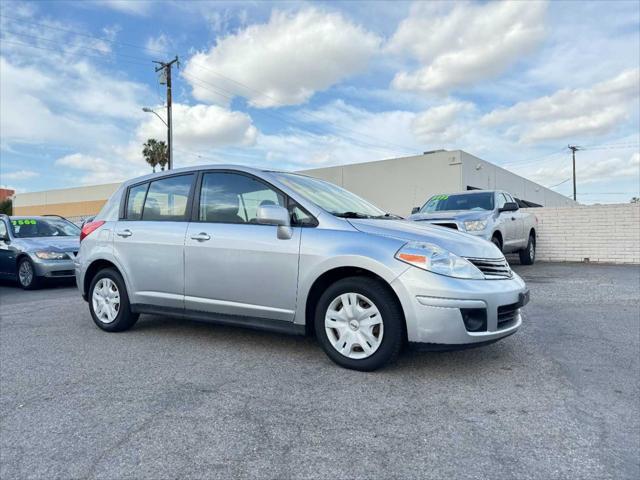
[116, 229, 132, 238]
[511, 217, 516, 221]
[191, 232, 211, 242]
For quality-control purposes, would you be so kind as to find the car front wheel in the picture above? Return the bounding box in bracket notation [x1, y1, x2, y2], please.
[89, 268, 138, 332]
[17, 258, 39, 290]
[315, 276, 404, 371]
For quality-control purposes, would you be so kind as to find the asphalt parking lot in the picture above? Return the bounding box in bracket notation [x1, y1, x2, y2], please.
[1, 263, 638, 479]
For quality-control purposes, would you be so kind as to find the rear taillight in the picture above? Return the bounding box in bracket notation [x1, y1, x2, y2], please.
[80, 220, 105, 242]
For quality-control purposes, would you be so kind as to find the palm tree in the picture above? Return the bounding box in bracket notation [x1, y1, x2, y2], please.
[142, 139, 168, 172]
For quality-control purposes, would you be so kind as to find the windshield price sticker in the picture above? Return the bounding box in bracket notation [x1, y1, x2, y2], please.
[11, 219, 37, 226]
[433, 195, 449, 201]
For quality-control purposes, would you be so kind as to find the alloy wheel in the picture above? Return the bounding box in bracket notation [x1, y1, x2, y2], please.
[18, 261, 33, 287]
[325, 292, 384, 359]
[92, 278, 121, 324]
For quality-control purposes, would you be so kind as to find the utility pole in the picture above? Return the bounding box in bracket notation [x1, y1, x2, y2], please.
[153, 56, 179, 170]
[568, 145, 581, 201]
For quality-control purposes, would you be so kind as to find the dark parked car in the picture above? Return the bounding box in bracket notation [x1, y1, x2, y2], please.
[0, 214, 80, 289]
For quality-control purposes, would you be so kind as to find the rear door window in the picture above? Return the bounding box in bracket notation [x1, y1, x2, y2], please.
[142, 175, 194, 221]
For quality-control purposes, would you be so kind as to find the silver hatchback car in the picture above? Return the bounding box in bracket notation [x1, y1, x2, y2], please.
[76, 165, 529, 371]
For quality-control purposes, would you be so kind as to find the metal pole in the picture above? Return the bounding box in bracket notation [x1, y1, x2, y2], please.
[154, 56, 179, 170]
[568, 145, 579, 201]
[166, 63, 173, 170]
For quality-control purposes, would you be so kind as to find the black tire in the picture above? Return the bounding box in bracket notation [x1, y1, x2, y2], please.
[491, 234, 503, 252]
[314, 276, 404, 371]
[17, 257, 40, 290]
[519, 233, 536, 265]
[88, 268, 138, 332]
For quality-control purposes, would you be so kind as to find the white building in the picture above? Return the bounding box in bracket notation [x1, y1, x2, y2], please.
[14, 149, 575, 220]
[300, 150, 576, 216]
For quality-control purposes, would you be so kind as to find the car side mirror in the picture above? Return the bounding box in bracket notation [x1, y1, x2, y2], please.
[411, 207, 420, 214]
[499, 202, 519, 212]
[256, 205, 292, 239]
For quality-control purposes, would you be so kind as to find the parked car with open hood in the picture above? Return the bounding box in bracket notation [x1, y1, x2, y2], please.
[408, 190, 538, 265]
[75, 166, 529, 371]
[0, 214, 80, 289]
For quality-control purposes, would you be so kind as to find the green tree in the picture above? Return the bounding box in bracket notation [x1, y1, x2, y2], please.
[142, 139, 168, 172]
[0, 199, 11, 215]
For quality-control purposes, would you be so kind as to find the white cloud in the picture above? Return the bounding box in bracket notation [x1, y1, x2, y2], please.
[183, 8, 381, 108]
[1, 170, 40, 181]
[482, 69, 640, 143]
[96, 0, 151, 16]
[55, 153, 146, 185]
[145, 33, 170, 55]
[136, 103, 258, 150]
[411, 102, 475, 143]
[388, 1, 547, 94]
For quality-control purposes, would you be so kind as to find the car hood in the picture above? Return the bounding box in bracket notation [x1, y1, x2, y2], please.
[18, 236, 79, 253]
[348, 219, 502, 259]
[408, 210, 493, 222]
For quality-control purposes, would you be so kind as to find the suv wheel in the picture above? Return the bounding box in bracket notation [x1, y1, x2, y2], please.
[519, 233, 536, 265]
[89, 268, 138, 332]
[491, 235, 502, 251]
[315, 277, 404, 371]
[17, 258, 39, 290]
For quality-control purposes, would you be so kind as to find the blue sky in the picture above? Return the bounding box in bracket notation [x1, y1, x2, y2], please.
[0, 0, 638, 204]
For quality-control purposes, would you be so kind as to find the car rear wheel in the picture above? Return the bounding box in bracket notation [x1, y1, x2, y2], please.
[519, 233, 536, 265]
[17, 258, 39, 290]
[314, 276, 404, 371]
[89, 268, 138, 332]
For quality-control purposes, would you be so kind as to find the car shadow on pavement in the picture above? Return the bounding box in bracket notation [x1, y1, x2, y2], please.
[129, 313, 520, 375]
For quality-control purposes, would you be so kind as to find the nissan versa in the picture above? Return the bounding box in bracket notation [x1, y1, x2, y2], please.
[75, 166, 529, 371]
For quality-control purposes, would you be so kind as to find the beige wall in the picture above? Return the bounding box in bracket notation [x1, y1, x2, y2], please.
[13, 183, 120, 218]
[301, 151, 463, 216]
[524, 204, 640, 264]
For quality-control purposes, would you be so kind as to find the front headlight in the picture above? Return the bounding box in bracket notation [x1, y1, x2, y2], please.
[464, 220, 488, 231]
[395, 241, 484, 279]
[34, 251, 68, 260]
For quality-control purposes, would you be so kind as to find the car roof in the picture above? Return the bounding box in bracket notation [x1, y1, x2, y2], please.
[121, 163, 273, 187]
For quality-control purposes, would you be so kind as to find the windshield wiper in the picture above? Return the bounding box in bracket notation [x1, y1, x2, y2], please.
[372, 213, 403, 220]
[331, 211, 372, 219]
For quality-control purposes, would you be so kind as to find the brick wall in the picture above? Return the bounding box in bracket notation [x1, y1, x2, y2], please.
[523, 204, 640, 264]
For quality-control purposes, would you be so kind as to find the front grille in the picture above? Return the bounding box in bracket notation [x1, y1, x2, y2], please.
[465, 257, 512, 279]
[431, 222, 458, 230]
[497, 302, 520, 329]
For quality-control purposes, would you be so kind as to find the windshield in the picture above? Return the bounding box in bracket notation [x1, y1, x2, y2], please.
[10, 218, 80, 238]
[421, 192, 494, 213]
[273, 172, 388, 218]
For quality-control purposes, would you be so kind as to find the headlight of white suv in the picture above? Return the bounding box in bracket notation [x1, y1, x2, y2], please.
[34, 251, 67, 260]
[395, 241, 484, 279]
[464, 220, 488, 231]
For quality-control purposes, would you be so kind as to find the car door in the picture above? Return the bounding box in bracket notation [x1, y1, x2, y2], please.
[184, 171, 301, 322]
[113, 174, 195, 309]
[505, 193, 525, 247]
[496, 192, 518, 249]
[0, 219, 14, 276]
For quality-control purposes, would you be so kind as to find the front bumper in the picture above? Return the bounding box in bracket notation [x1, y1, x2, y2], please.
[392, 267, 528, 347]
[32, 257, 76, 278]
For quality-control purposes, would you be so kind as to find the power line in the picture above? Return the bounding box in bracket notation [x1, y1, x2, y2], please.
[0, 13, 168, 55]
[548, 178, 571, 189]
